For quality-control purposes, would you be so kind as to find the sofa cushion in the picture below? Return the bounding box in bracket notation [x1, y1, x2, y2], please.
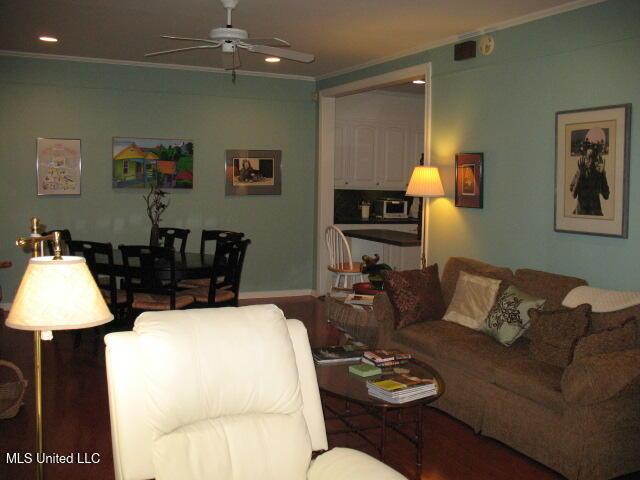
[529, 305, 591, 368]
[443, 271, 501, 330]
[561, 349, 640, 405]
[573, 317, 639, 361]
[492, 356, 565, 412]
[440, 257, 514, 307]
[590, 304, 640, 332]
[392, 320, 480, 359]
[481, 285, 546, 346]
[437, 331, 530, 381]
[382, 264, 445, 329]
[513, 268, 587, 311]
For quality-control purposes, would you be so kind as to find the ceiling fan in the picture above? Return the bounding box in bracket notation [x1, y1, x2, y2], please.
[145, 0, 315, 73]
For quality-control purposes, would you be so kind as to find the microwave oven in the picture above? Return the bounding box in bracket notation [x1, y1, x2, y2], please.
[372, 199, 408, 219]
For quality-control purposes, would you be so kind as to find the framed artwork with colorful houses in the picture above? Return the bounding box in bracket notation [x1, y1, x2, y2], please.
[112, 137, 193, 189]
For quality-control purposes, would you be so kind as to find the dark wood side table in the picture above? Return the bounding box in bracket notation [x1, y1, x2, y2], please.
[316, 359, 444, 480]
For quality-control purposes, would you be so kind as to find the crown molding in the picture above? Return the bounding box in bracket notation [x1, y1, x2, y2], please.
[316, 0, 607, 81]
[0, 50, 316, 82]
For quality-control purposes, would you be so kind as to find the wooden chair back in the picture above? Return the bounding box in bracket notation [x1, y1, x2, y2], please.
[118, 245, 178, 309]
[155, 228, 190, 253]
[324, 225, 354, 270]
[68, 240, 117, 303]
[205, 238, 251, 306]
[200, 230, 244, 255]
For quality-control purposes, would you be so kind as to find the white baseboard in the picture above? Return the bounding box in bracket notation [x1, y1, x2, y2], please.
[238, 289, 314, 299]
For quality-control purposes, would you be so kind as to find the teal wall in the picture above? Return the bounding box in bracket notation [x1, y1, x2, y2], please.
[319, 0, 640, 289]
[0, 57, 317, 300]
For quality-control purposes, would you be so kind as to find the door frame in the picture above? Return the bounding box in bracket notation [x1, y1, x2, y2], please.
[316, 63, 432, 294]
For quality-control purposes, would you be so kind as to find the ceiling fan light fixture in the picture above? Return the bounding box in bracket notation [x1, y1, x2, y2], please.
[39, 35, 58, 43]
[412, 79, 426, 84]
[265, 57, 280, 63]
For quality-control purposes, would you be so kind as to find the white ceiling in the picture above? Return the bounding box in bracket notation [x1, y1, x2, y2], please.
[0, 0, 597, 79]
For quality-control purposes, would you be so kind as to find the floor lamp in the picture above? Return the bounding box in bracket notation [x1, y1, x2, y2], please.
[406, 166, 444, 268]
[5, 222, 113, 480]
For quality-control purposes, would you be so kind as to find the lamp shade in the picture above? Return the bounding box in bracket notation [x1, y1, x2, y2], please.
[406, 166, 445, 197]
[5, 256, 113, 331]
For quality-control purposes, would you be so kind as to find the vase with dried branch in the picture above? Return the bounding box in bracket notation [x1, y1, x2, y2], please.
[143, 186, 170, 246]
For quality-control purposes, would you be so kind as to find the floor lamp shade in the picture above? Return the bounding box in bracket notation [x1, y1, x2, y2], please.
[406, 166, 444, 197]
[5, 256, 113, 331]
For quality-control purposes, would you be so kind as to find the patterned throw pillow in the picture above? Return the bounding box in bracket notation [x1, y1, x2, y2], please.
[443, 271, 501, 330]
[529, 304, 591, 368]
[573, 317, 638, 361]
[481, 285, 545, 346]
[382, 264, 446, 329]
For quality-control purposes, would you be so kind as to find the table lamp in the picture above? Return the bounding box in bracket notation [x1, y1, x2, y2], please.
[6, 223, 113, 479]
[406, 166, 444, 268]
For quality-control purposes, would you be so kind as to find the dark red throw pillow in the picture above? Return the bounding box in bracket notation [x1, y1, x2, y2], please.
[382, 264, 446, 329]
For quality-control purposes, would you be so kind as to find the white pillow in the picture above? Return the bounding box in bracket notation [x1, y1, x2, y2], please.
[443, 271, 501, 330]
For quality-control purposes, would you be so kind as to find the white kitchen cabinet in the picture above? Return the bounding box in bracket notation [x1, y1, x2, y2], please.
[334, 91, 425, 191]
[334, 121, 422, 190]
[377, 126, 407, 190]
[404, 130, 424, 189]
[334, 122, 350, 187]
[351, 124, 377, 187]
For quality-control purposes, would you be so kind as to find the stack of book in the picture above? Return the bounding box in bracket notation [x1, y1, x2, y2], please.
[361, 349, 412, 368]
[344, 294, 375, 307]
[367, 374, 438, 404]
[312, 345, 364, 365]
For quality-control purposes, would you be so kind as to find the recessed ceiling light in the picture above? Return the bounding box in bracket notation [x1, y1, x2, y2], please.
[265, 57, 280, 63]
[412, 79, 426, 84]
[39, 36, 58, 43]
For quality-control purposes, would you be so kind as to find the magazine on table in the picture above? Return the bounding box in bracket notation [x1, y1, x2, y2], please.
[312, 345, 366, 365]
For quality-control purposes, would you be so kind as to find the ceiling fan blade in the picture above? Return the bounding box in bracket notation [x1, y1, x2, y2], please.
[161, 35, 221, 45]
[145, 45, 218, 57]
[242, 37, 290, 47]
[247, 45, 314, 63]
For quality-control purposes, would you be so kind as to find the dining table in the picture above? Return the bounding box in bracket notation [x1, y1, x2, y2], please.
[110, 251, 217, 281]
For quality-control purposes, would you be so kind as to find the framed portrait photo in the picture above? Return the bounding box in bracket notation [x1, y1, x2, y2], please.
[36, 138, 82, 195]
[455, 153, 483, 208]
[555, 104, 631, 238]
[225, 150, 282, 195]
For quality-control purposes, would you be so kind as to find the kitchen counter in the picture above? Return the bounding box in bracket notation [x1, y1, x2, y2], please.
[335, 217, 419, 225]
[342, 229, 421, 247]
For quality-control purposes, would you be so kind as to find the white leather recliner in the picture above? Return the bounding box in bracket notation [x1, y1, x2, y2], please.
[105, 304, 407, 480]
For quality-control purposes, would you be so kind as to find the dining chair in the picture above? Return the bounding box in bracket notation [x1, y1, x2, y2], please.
[118, 245, 194, 317]
[154, 228, 190, 253]
[185, 238, 250, 308]
[199, 229, 244, 255]
[41, 229, 72, 256]
[178, 230, 245, 289]
[68, 240, 128, 348]
[325, 225, 364, 288]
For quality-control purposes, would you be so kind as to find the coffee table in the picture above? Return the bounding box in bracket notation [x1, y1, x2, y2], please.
[316, 358, 444, 480]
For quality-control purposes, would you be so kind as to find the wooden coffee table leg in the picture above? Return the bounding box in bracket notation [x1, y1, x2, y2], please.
[415, 405, 424, 480]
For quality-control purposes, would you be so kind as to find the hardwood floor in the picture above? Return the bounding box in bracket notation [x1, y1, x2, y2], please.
[0, 297, 637, 480]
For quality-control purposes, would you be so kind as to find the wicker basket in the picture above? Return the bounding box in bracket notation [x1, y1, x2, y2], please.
[0, 360, 28, 420]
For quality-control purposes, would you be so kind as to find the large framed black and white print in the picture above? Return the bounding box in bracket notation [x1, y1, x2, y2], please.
[555, 104, 631, 238]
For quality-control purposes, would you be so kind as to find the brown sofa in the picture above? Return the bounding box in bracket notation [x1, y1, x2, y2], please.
[372, 257, 640, 480]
